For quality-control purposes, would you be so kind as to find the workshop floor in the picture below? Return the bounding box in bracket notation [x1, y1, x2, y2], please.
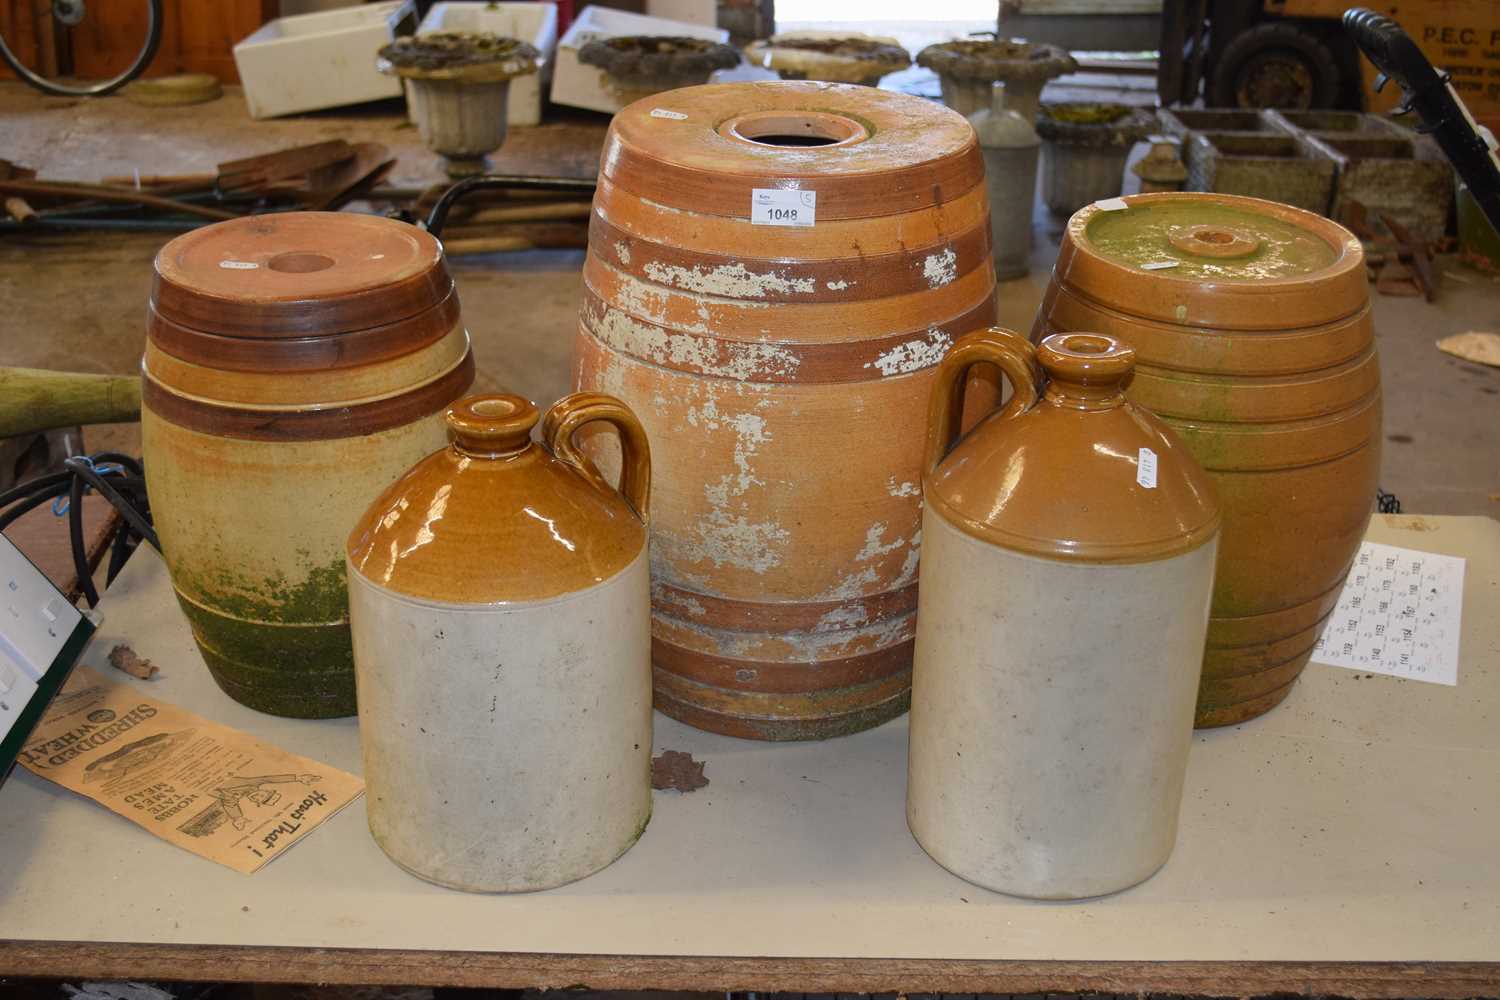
[1, 82, 1495, 517]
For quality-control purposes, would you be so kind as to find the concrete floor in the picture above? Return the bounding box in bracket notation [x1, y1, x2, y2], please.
[0, 81, 1495, 517]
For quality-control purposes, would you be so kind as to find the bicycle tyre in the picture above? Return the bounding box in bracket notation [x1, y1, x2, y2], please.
[0, 0, 165, 97]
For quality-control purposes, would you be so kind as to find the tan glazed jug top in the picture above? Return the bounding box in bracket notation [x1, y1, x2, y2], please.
[347, 392, 650, 603]
[924, 328, 1219, 563]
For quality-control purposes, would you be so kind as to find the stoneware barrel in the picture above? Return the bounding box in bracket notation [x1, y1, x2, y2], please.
[1033, 192, 1381, 727]
[574, 81, 995, 740]
[141, 212, 475, 718]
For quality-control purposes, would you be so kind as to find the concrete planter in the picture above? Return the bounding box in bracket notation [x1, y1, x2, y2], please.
[916, 40, 1074, 120]
[1185, 132, 1336, 214]
[1036, 103, 1155, 216]
[578, 35, 741, 104]
[1158, 107, 1451, 236]
[1265, 110, 1452, 241]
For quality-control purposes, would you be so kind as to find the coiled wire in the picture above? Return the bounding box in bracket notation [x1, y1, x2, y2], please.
[0, 453, 158, 608]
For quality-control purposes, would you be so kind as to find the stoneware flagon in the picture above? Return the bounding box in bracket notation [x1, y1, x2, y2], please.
[141, 212, 475, 718]
[346, 392, 653, 893]
[573, 80, 997, 740]
[1033, 192, 1381, 727]
[907, 328, 1220, 900]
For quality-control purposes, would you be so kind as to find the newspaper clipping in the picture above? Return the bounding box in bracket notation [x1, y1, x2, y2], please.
[18, 666, 363, 874]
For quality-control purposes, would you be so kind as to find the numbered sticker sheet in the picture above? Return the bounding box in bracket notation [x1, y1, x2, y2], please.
[1312, 541, 1466, 686]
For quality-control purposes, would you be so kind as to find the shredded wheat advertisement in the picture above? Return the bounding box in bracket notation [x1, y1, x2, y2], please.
[18, 666, 362, 873]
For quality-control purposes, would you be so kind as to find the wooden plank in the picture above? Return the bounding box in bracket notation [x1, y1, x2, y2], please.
[0, 944, 1496, 995]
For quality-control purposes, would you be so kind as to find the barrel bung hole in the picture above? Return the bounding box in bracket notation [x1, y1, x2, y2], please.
[725, 112, 868, 148]
[268, 251, 335, 273]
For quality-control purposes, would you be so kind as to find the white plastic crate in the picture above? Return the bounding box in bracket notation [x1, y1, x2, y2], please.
[413, 2, 560, 128]
[550, 5, 730, 115]
[234, 1, 418, 119]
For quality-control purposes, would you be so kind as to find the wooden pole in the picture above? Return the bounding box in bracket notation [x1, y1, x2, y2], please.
[0, 367, 142, 438]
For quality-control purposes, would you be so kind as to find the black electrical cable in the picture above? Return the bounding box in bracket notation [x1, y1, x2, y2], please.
[422, 174, 598, 237]
[64, 457, 159, 551]
[0, 454, 156, 608]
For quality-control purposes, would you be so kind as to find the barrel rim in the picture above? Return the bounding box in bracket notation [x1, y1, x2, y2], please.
[145, 287, 462, 373]
[602, 82, 986, 221]
[1054, 192, 1369, 331]
[151, 212, 452, 338]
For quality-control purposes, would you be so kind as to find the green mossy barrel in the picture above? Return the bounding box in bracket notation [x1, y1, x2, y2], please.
[141, 212, 474, 717]
[1034, 193, 1381, 727]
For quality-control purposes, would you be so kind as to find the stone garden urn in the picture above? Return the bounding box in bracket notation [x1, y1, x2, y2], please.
[1035, 102, 1156, 215]
[916, 38, 1076, 119]
[378, 32, 540, 177]
[578, 36, 741, 105]
[744, 33, 910, 86]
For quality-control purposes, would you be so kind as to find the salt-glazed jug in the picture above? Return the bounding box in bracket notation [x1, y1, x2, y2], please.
[906, 328, 1221, 899]
[346, 391, 653, 892]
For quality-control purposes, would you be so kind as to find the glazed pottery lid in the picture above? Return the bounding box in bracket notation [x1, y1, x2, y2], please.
[152, 212, 453, 338]
[601, 81, 984, 220]
[347, 393, 648, 604]
[1058, 192, 1366, 329]
[925, 330, 1220, 563]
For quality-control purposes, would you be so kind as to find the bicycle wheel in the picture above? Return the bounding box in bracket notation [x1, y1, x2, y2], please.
[0, 0, 165, 98]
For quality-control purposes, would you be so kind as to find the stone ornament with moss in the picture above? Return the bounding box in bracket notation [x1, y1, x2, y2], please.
[1035, 102, 1158, 215]
[378, 31, 541, 83]
[378, 31, 541, 176]
[916, 38, 1077, 118]
[578, 36, 741, 101]
[744, 33, 910, 85]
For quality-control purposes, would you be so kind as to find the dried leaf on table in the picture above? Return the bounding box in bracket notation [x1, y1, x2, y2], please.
[1436, 331, 1500, 368]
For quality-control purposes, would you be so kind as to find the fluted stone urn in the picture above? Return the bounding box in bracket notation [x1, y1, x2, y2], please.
[379, 32, 540, 177]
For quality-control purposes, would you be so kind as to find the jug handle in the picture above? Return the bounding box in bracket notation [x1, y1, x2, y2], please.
[923, 327, 1042, 479]
[544, 391, 652, 522]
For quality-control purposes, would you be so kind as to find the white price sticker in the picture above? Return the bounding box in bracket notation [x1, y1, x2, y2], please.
[1141, 260, 1179, 271]
[218, 260, 259, 270]
[1313, 541, 1465, 686]
[1136, 447, 1158, 489]
[1094, 197, 1129, 212]
[650, 108, 687, 120]
[751, 188, 816, 228]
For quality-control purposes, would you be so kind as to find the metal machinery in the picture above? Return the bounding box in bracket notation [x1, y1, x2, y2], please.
[1160, 0, 1500, 130]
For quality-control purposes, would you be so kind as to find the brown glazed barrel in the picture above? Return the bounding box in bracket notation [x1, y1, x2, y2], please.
[141, 212, 475, 718]
[1033, 192, 1381, 727]
[574, 81, 994, 740]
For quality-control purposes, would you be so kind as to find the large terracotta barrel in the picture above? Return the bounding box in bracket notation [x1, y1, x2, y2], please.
[574, 81, 994, 740]
[142, 212, 475, 718]
[1034, 192, 1381, 727]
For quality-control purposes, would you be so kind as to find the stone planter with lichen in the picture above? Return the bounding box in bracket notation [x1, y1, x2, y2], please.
[578, 36, 741, 105]
[915, 39, 1076, 119]
[379, 32, 540, 177]
[1036, 102, 1157, 215]
[744, 33, 909, 86]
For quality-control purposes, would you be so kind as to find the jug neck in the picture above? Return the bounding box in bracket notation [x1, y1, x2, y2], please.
[1038, 333, 1133, 411]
